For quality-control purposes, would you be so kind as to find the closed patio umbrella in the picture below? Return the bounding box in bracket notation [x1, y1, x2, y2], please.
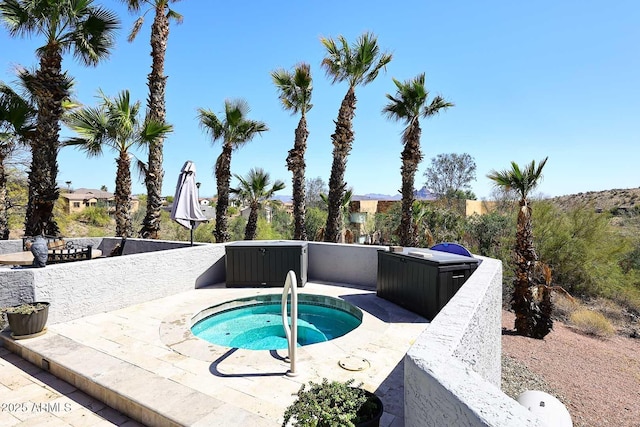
[170, 161, 208, 245]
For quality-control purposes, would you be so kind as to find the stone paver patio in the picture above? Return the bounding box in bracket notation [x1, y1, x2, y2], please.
[1, 282, 428, 426]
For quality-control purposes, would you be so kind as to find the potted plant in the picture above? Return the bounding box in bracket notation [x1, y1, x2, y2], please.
[282, 378, 384, 427]
[1, 302, 50, 338]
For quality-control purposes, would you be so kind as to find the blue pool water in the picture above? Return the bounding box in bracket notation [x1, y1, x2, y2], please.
[191, 298, 362, 350]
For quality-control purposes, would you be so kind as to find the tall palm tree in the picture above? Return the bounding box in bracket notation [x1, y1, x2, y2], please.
[64, 90, 172, 237]
[319, 188, 353, 242]
[231, 167, 285, 240]
[487, 157, 550, 339]
[271, 63, 313, 241]
[0, 0, 119, 237]
[0, 81, 36, 239]
[320, 32, 392, 242]
[121, 0, 183, 239]
[382, 73, 453, 247]
[197, 100, 268, 243]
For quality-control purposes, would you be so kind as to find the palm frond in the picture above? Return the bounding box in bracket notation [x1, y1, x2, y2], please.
[197, 108, 224, 142]
[271, 62, 313, 115]
[0, 0, 35, 37]
[383, 72, 452, 138]
[122, 0, 143, 13]
[487, 157, 548, 199]
[128, 16, 144, 42]
[321, 32, 392, 89]
[71, 7, 120, 67]
[139, 118, 173, 144]
[167, 9, 183, 24]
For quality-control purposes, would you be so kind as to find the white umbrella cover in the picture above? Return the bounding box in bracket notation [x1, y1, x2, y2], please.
[170, 161, 207, 242]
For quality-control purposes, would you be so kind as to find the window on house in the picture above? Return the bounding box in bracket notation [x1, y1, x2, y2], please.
[73, 202, 80, 208]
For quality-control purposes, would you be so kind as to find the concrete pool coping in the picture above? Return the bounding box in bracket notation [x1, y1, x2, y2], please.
[1, 282, 428, 426]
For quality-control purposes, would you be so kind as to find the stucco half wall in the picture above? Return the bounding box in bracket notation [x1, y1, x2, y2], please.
[0, 238, 226, 324]
[404, 256, 545, 426]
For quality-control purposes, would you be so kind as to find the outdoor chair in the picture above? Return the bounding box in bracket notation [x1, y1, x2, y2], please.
[47, 245, 93, 264]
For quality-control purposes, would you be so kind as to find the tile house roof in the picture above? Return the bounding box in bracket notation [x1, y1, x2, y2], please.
[61, 188, 138, 201]
[61, 188, 113, 201]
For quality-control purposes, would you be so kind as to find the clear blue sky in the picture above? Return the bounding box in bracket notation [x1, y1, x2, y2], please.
[1, 0, 639, 200]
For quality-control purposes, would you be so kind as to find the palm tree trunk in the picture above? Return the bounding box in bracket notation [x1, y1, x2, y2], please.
[25, 47, 65, 237]
[287, 114, 308, 240]
[245, 201, 259, 240]
[0, 151, 9, 240]
[532, 285, 554, 339]
[325, 86, 356, 242]
[115, 151, 133, 238]
[399, 121, 422, 247]
[140, 3, 169, 239]
[214, 144, 232, 243]
[512, 200, 537, 336]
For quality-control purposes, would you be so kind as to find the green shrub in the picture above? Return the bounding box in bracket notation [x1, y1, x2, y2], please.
[374, 201, 466, 247]
[306, 207, 327, 241]
[282, 379, 380, 427]
[463, 211, 514, 258]
[228, 216, 247, 241]
[533, 201, 632, 297]
[569, 309, 615, 337]
[73, 206, 111, 227]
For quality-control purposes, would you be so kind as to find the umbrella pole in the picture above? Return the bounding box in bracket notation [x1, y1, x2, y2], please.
[190, 220, 194, 246]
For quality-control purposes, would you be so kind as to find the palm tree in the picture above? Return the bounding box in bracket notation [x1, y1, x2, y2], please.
[231, 168, 285, 240]
[320, 32, 392, 242]
[0, 81, 36, 239]
[382, 73, 453, 247]
[319, 188, 353, 242]
[0, 0, 119, 237]
[64, 90, 172, 237]
[271, 63, 313, 241]
[121, 0, 182, 239]
[487, 157, 550, 339]
[197, 100, 268, 243]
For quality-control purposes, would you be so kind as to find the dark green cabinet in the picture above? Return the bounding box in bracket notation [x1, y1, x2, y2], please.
[225, 241, 308, 287]
[376, 249, 479, 320]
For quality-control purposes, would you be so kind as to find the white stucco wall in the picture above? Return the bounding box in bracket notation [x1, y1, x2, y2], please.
[307, 242, 382, 288]
[1, 240, 226, 324]
[404, 256, 545, 426]
[0, 240, 24, 254]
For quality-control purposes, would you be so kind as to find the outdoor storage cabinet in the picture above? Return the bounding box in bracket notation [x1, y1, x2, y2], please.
[376, 248, 479, 320]
[225, 241, 308, 287]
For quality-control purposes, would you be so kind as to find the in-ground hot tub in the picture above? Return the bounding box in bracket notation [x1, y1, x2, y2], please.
[191, 294, 362, 350]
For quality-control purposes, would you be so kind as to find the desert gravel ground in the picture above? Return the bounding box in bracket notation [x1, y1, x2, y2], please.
[501, 310, 640, 427]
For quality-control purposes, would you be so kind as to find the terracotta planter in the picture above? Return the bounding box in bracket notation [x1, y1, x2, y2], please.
[5, 302, 49, 338]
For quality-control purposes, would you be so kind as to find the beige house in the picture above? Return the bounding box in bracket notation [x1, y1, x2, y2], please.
[348, 198, 499, 244]
[60, 188, 139, 214]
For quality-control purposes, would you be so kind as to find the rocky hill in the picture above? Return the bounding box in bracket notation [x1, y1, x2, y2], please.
[550, 187, 640, 213]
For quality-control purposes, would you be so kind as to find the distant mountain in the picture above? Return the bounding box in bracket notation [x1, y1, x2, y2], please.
[273, 186, 437, 203]
[272, 195, 292, 203]
[355, 186, 437, 201]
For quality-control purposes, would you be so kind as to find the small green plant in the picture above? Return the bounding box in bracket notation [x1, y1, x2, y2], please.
[1, 302, 48, 315]
[282, 378, 381, 427]
[569, 309, 615, 337]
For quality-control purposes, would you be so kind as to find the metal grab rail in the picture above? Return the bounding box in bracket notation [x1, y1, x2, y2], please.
[281, 270, 298, 376]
